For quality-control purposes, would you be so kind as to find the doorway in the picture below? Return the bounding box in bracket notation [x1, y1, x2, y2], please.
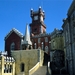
[43, 52, 50, 65]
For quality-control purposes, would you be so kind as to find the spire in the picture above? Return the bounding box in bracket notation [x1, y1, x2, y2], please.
[23, 24, 32, 45]
[21, 24, 32, 50]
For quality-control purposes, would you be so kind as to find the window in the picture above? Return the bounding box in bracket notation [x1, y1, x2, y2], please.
[34, 28, 37, 32]
[34, 16, 38, 20]
[41, 42, 44, 50]
[72, 14, 75, 20]
[38, 47, 41, 49]
[21, 63, 24, 72]
[9, 65, 12, 73]
[10, 42, 15, 50]
[4, 64, 12, 73]
[74, 43, 75, 51]
[40, 16, 43, 22]
[4, 64, 6, 73]
[66, 31, 68, 42]
[45, 46, 48, 53]
[45, 37, 48, 42]
[40, 25, 43, 33]
[34, 43, 36, 49]
[53, 40, 55, 48]
[38, 38, 40, 43]
[73, 26, 75, 34]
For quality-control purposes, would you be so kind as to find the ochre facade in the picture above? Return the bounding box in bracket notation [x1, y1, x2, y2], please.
[11, 49, 44, 75]
[0, 56, 15, 75]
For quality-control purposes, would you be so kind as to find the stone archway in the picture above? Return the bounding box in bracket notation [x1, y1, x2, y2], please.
[43, 46, 50, 65]
[43, 52, 49, 65]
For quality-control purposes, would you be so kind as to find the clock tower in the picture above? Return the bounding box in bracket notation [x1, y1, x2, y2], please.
[30, 7, 46, 36]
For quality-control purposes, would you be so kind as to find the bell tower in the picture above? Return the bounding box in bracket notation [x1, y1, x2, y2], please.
[30, 7, 46, 36]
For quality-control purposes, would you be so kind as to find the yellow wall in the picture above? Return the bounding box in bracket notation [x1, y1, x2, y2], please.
[0, 56, 15, 75]
[29, 62, 40, 75]
[11, 49, 44, 75]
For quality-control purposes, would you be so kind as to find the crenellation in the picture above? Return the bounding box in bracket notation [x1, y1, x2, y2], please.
[31, 33, 50, 38]
[4, 56, 15, 63]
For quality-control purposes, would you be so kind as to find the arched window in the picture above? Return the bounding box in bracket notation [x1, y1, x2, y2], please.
[21, 63, 24, 72]
[53, 40, 55, 48]
[34, 43, 36, 49]
[41, 42, 44, 50]
[10, 42, 15, 50]
[41, 25, 43, 33]
[38, 38, 40, 43]
[45, 37, 48, 42]
[45, 46, 48, 53]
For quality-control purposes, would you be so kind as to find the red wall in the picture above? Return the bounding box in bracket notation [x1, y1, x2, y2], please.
[5, 32, 21, 56]
[31, 35, 51, 55]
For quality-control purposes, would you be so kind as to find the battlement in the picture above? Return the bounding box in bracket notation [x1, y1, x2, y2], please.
[0, 51, 7, 56]
[50, 28, 63, 39]
[30, 6, 45, 18]
[32, 33, 51, 38]
[4, 56, 15, 62]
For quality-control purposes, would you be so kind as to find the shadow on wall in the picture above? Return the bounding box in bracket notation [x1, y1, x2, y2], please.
[43, 52, 50, 65]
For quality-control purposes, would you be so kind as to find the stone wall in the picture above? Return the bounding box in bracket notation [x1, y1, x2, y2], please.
[51, 36, 64, 50]
[29, 62, 40, 75]
[11, 49, 44, 75]
[31, 34, 51, 54]
[0, 56, 15, 75]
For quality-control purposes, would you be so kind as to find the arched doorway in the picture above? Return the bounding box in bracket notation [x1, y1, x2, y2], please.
[43, 46, 50, 65]
[21, 63, 25, 72]
[43, 52, 49, 65]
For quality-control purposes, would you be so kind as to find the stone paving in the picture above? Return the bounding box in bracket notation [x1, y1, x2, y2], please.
[32, 65, 51, 75]
[31, 65, 69, 75]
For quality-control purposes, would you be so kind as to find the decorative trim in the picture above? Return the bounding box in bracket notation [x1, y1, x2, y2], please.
[5, 28, 23, 40]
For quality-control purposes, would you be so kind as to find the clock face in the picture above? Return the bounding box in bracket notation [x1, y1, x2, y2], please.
[34, 16, 38, 20]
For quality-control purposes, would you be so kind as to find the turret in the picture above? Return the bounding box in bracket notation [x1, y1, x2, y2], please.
[22, 24, 32, 50]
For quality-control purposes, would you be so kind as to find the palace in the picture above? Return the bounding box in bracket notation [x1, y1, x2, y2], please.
[2, 1, 75, 74]
[4, 7, 51, 63]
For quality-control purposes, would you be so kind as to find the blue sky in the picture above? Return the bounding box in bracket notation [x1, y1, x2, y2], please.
[0, 0, 73, 51]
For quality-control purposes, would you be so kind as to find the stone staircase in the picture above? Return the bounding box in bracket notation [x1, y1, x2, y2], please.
[52, 74, 69, 75]
[32, 65, 51, 75]
[18, 72, 25, 75]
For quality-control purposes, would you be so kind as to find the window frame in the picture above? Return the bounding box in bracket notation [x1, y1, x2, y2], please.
[10, 42, 15, 50]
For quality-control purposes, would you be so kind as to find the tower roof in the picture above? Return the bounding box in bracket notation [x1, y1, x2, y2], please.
[22, 24, 32, 45]
[30, 7, 45, 18]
